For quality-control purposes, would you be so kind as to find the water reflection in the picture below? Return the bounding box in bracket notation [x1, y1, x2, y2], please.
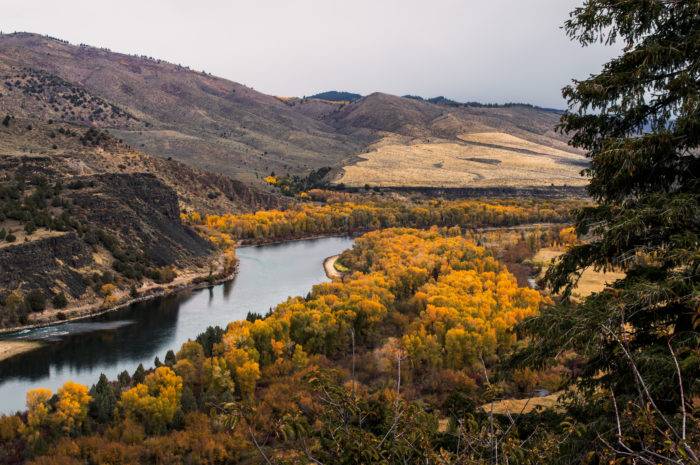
[0, 236, 354, 413]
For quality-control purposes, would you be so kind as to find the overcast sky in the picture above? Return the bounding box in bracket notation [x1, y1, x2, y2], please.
[2, 0, 619, 109]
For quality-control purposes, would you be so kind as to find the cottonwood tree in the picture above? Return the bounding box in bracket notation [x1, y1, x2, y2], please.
[518, 1, 700, 462]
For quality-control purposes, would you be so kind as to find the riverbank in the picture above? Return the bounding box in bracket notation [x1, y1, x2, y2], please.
[323, 255, 342, 279]
[0, 252, 238, 337]
[237, 232, 359, 247]
[0, 340, 44, 361]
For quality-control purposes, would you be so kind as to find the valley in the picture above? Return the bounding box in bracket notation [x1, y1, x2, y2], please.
[0, 2, 695, 460]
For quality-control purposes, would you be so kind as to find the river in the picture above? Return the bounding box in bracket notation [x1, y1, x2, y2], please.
[0, 236, 354, 414]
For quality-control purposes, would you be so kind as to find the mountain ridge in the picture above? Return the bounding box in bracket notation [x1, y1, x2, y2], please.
[0, 32, 584, 192]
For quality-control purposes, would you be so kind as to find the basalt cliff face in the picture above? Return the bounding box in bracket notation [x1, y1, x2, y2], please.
[0, 167, 218, 328]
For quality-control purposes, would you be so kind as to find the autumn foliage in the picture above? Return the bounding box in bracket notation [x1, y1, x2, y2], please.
[183, 197, 580, 244]
[0, 226, 554, 463]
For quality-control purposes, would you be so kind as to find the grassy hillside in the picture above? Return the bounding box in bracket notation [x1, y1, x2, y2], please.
[0, 33, 363, 183]
[337, 132, 587, 188]
[1, 33, 586, 192]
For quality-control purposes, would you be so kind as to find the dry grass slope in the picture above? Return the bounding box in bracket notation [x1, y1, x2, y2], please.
[534, 247, 626, 298]
[336, 132, 588, 188]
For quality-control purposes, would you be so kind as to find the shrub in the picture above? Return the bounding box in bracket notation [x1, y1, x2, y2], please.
[25, 290, 46, 312]
[52, 292, 68, 309]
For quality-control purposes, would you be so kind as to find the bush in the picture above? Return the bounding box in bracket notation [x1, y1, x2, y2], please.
[52, 292, 68, 309]
[5, 233, 16, 242]
[24, 222, 36, 235]
[25, 290, 46, 312]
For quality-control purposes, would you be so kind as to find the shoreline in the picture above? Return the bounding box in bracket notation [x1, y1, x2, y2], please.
[0, 224, 562, 354]
[0, 340, 44, 362]
[237, 232, 358, 247]
[323, 255, 343, 279]
[0, 236, 347, 361]
[2, 224, 560, 336]
[0, 259, 238, 337]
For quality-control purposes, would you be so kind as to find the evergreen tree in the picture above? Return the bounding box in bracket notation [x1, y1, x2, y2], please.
[195, 325, 224, 357]
[164, 350, 176, 367]
[180, 386, 197, 413]
[117, 370, 131, 389]
[89, 374, 116, 423]
[132, 364, 146, 384]
[518, 1, 700, 462]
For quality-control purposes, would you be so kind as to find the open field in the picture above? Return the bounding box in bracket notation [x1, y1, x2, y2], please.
[481, 392, 563, 415]
[336, 132, 587, 188]
[534, 247, 626, 298]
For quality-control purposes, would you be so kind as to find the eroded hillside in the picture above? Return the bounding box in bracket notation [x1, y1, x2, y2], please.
[0, 33, 363, 183]
[0, 33, 587, 192]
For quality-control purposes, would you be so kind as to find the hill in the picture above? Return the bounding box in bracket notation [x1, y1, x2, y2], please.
[0, 114, 279, 328]
[308, 90, 362, 102]
[0, 33, 363, 183]
[320, 93, 586, 190]
[0, 32, 587, 192]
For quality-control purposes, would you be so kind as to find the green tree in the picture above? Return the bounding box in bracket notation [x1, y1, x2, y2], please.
[195, 326, 224, 356]
[51, 292, 68, 309]
[164, 350, 177, 367]
[89, 374, 116, 423]
[25, 290, 46, 312]
[117, 370, 131, 389]
[132, 364, 146, 384]
[518, 1, 700, 462]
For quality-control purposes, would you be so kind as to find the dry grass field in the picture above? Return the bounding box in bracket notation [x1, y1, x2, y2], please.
[336, 132, 588, 188]
[480, 392, 563, 415]
[534, 247, 626, 298]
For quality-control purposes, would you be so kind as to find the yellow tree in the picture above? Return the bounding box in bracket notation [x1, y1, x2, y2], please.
[26, 388, 53, 432]
[54, 381, 91, 434]
[118, 366, 183, 433]
[235, 361, 260, 401]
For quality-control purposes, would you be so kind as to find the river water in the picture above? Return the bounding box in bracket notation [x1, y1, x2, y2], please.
[0, 236, 354, 414]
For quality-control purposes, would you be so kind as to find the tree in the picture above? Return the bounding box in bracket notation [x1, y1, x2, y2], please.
[117, 370, 131, 389]
[89, 374, 116, 423]
[518, 1, 700, 461]
[54, 381, 91, 434]
[26, 388, 53, 432]
[195, 326, 224, 357]
[235, 361, 260, 401]
[164, 350, 176, 367]
[132, 364, 146, 384]
[25, 290, 46, 312]
[118, 366, 183, 434]
[51, 292, 68, 309]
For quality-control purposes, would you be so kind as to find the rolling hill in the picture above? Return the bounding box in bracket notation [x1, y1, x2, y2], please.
[0, 32, 587, 192]
[0, 33, 363, 183]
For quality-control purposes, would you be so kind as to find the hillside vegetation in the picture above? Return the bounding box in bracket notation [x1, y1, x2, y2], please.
[0, 227, 574, 464]
[1, 33, 583, 191]
[0, 114, 277, 328]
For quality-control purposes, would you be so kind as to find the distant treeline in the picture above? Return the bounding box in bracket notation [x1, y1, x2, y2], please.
[308, 90, 362, 102]
[403, 94, 563, 113]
